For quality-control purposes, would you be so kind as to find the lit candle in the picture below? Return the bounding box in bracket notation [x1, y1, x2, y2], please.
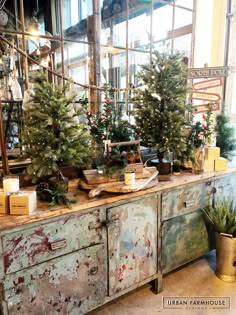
[3, 176, 20, 194]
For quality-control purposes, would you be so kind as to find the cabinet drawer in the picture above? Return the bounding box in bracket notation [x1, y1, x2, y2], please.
[3, 244, 106, 315]
[162, 210, 210, 274]
[162, 182, 209, 221]
[214, 175, 236, 201]
[2, 210, 102, 274]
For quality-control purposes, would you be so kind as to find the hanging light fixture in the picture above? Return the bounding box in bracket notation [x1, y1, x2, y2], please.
[27, 0, 40, 36]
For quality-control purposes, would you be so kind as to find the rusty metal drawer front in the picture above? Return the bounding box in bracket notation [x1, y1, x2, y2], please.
[3, 244, 106, 315]
[2, 210, 102, 274]
[161, 182, 208, 221]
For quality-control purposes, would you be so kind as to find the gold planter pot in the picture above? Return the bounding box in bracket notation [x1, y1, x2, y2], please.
[215, 232, 236, 282]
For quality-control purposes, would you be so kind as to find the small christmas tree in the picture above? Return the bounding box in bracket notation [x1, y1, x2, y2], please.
[215, 112, 236, 160]
[132, 51, 191, 158]
[21, 71, 93, 184]
[86, 84, 133, 144]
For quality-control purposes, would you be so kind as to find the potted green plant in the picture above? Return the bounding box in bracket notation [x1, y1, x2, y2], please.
[132, 51, 192, 175]
[172, 159, 181, 175]
[21, 71, 93, 205]
[215, 111, 236, 160]
[202, 197, 236, 282]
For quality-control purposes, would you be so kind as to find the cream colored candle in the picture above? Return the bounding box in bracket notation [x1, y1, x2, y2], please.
[3, 176, 20, 193]
[124, 171, 135, 185]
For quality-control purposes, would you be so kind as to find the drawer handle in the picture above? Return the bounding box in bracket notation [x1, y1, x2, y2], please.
[212, 187, 217, 193]
[88, 222, 102, 230]
[89, 266, 98, 275]
[184, 200, 195, 207]
[49, 239, 67, 251]
[102, 218, 119, 228]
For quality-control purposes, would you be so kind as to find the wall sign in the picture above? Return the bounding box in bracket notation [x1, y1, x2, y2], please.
[193, 78, 222, 90]
[188, 66, 228, 79]
[190, 75, 223, 113]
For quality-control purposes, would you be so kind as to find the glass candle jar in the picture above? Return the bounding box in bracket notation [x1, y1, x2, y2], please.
[3, 175, 20, 194]
[124, 170, 135, 185]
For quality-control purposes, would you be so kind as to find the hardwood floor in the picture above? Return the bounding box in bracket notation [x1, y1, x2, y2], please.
[89, 251, 236, 315]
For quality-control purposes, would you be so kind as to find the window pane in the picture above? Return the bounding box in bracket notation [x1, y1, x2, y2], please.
[173, 33, 192, 57]
[101, 46, 126, 88]
[152, 4, 173, 43]
[128, 50, 150, 88]
[153, 39, 172, 54]
[128, 1, 151, 50]
[175, 0, 194, 10]
[174, 5, 193, 29]
[62, 0, 92, 41]
[63, 41, 90, 87]
[101, 1, 127, 47]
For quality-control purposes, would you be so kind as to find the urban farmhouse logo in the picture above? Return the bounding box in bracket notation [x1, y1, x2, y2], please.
[163, 296, 230, 310]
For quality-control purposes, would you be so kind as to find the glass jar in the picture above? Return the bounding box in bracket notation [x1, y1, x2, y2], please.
[192, 147, 205, 174]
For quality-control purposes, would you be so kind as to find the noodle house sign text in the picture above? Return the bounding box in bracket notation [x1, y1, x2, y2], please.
[188, 66, 228, 79]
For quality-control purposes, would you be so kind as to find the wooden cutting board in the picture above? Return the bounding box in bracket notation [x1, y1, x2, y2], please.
[86, 170, 159, 198]
[83, 167, 156, 185]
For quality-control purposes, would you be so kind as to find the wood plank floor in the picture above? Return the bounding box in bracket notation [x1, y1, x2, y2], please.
[89, 251, 236, 315]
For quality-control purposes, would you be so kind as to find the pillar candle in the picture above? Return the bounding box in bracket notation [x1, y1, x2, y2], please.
[3, 176, 20, 193]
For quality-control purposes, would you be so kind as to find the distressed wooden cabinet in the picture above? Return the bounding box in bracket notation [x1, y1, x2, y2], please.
[0, 210, 107, 315]
[0, 170, 236, 314]
[0, 194, 161, 315]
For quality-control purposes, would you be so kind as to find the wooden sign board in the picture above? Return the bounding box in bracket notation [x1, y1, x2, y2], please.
[188, 66, 228, 79]
[193, 78, 222, 90]
[194, 102, 220, 113]
[191, 91, 221, 103]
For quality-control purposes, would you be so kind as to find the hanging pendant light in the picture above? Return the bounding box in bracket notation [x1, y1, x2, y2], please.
[27, 0, 40, 36]
[28, 16, 39, 35]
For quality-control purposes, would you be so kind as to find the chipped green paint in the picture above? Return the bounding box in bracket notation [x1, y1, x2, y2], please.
[3, 244, 106, 315]
[2, 210, 102, 275]
[107, 196, 158, 295]
[1, 173, 236, 314]
[214, 175, 236, 202]
[162, 210, 210, 274]
[162, 182, 209, 221]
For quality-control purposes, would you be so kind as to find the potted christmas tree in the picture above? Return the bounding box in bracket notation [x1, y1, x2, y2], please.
[21, 71, 93, 205]
[132, 51, 192, 174]
[215, 111, 236, 160]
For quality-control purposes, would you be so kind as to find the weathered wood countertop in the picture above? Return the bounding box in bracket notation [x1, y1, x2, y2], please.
[0, 168, 236, 232]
